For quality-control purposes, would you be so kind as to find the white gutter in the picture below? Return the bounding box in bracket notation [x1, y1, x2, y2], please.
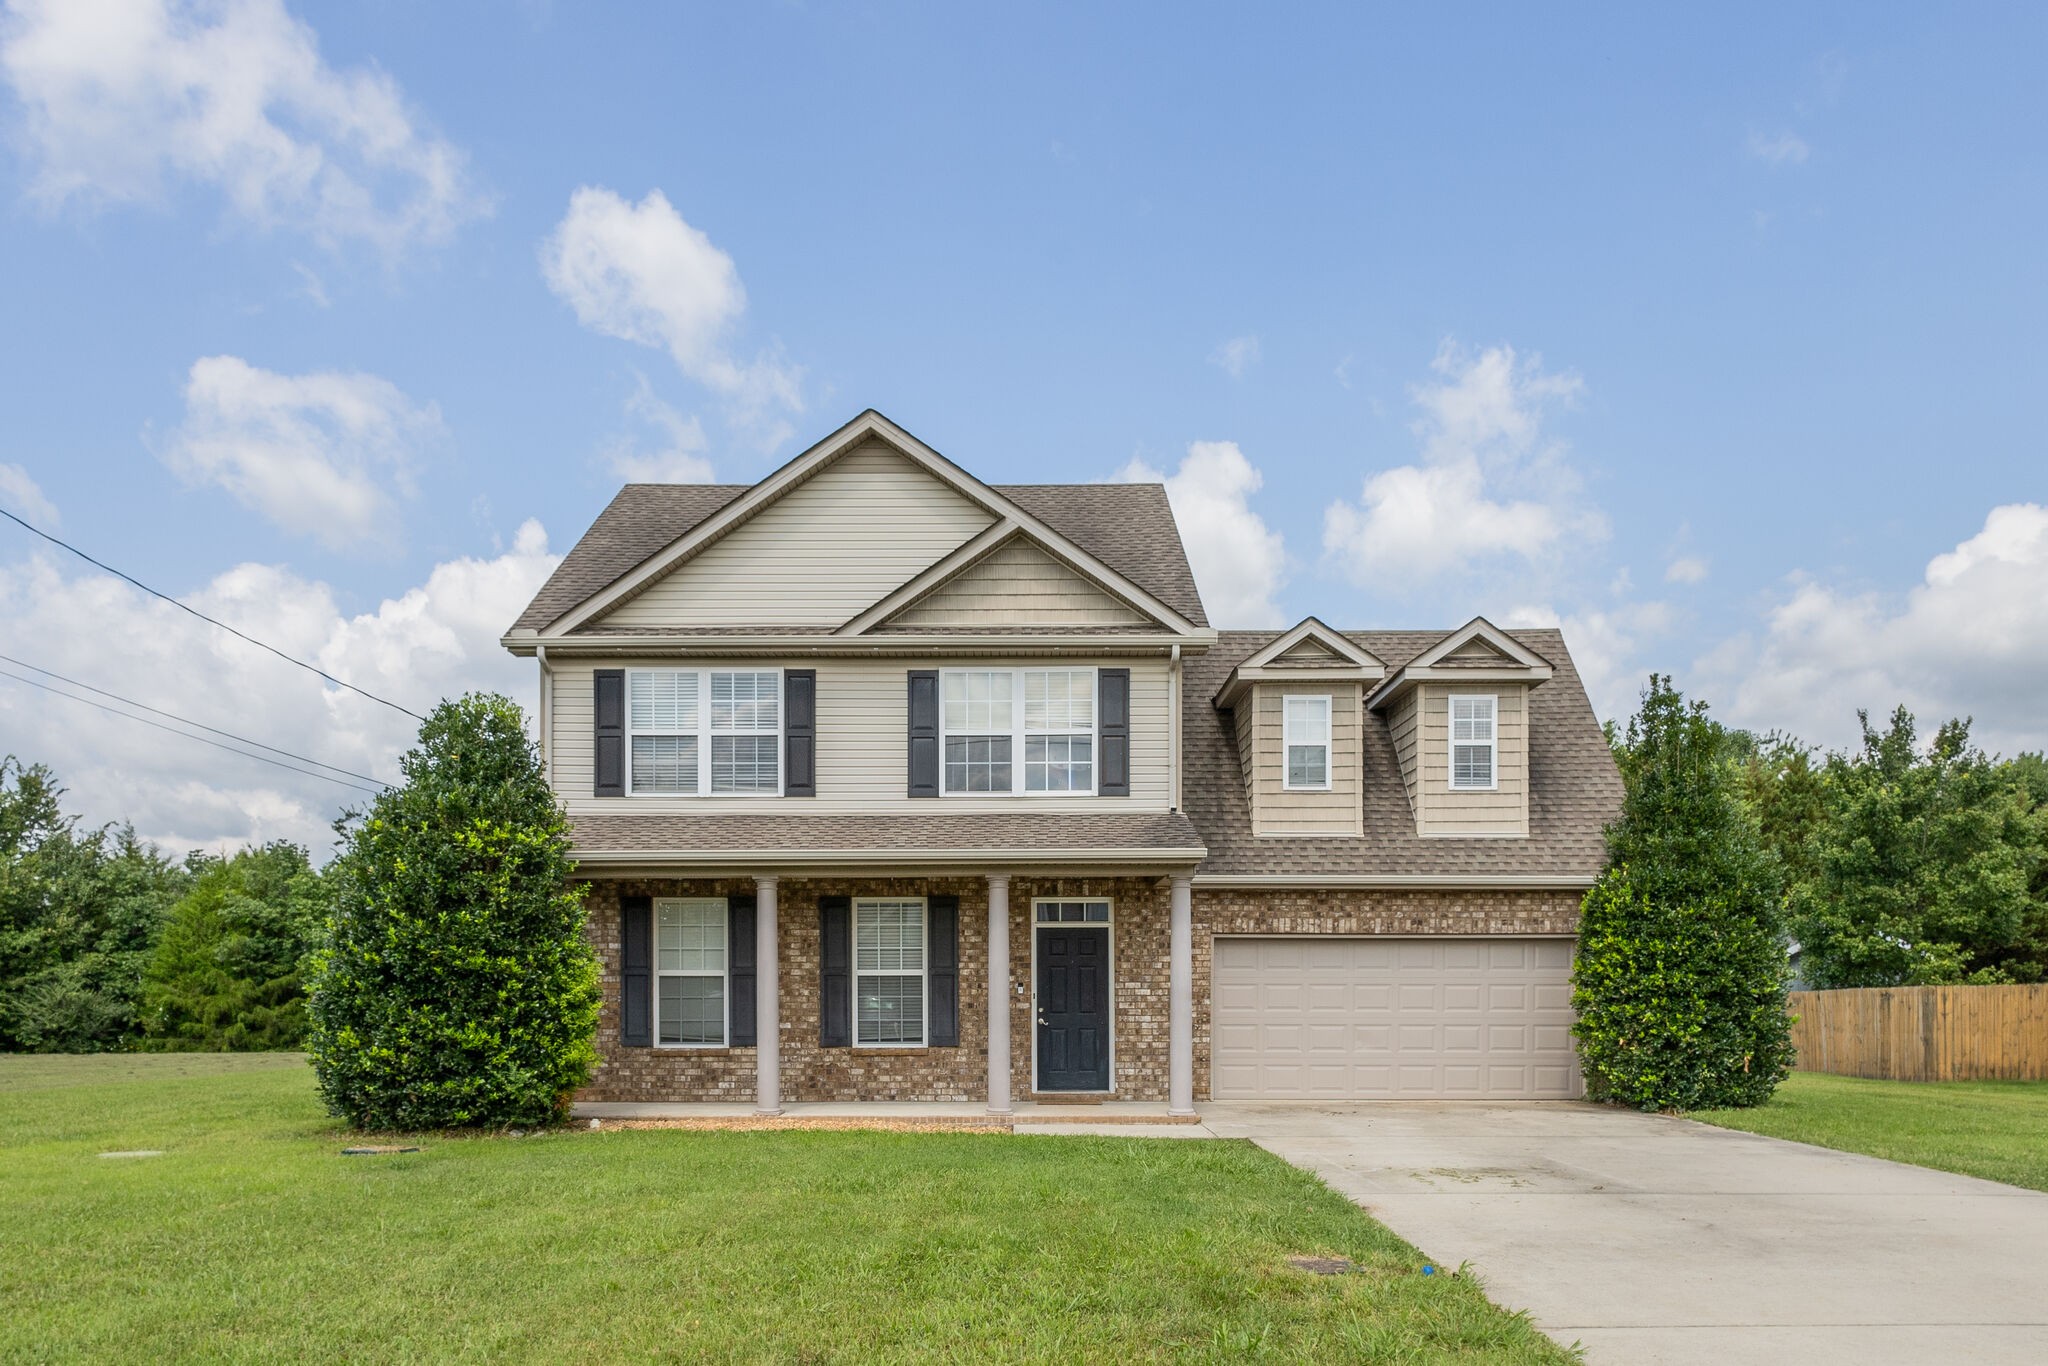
[1169, 642, 1182, 812]
[1190, 873, 1599, 890]
[572, 845, 1208, 868]
[536, 644, 553, 778]
[501, 630, 1217, 658]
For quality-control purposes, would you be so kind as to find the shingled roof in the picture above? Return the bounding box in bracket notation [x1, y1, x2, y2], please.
[509, 481, 1207, 634]
[568, 810, 1207, 866]
[1183, 628, 1621, 880]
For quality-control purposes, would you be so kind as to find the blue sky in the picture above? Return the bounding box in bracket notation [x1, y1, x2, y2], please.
[0, 1, 2043, 851]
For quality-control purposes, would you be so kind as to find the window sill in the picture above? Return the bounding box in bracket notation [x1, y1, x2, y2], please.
[846, 1046, 943, 1056]
[651, 1045, 753, 1053]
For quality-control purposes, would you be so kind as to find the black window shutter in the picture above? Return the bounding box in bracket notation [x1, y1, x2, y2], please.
[620, 894, 652, 1047]
[1098, 667, 1131, 797]
[906, 669, 940, 797]
[784, 670, 816, 797]
[819, 895, 852, 1047]
[594, 669, 626, 797]
[728, 893, 757, 1047]
[927, 894, 959, 1047]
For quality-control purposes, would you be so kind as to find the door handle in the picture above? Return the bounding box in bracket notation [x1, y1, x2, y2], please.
[1036, 1015, 1049, 1027]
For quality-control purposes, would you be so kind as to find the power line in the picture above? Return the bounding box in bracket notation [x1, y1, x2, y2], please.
[0, 505, 423, 720]
[0, 667, 385, 797]
[0, 651, 389, 787]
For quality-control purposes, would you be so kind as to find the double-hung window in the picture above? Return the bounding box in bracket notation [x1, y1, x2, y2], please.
[941, 668, 1096, 795]
[1450, 694, 1498, 790]
[854, 897, 926, 1046]
[1283, 694, 1331, 789]
[655, 897, 727, 1046]
[627, 669, 781, 795]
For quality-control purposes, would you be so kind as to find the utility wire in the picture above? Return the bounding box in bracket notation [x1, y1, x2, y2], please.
[0, 651, 389, 787]
[0, 667, 385, 797]
[0, 506, 423, 720]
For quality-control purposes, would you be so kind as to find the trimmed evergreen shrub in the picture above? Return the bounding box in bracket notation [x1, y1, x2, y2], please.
[1572, 676, 1795, 1111]
[307, 694, 598, 1130]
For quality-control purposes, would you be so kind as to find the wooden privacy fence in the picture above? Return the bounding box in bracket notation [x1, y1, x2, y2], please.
[1787, 985, 2048, 1082]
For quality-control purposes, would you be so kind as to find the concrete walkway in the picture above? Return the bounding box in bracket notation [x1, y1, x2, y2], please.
[1200, 1101, 2048, 1365]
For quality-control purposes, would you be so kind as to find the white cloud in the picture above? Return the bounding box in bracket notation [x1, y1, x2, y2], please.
[0, 521, 559, 855]
[157, 355, 440, 550]
[604, 375, 714, 484]
[541, 186, 800, 445]
[1115, 441, 1286, 626]
[1665, 555, 1709, 584]
[1322, 341, 1597, 584]
[0, 462, 58, 525]
[0, 0, 486, 254]
[1505, 600, 1676, 728]
[1748, 130, 1810, 165]
[1703, 503, 2048, 755]
[1209, 335, 1260, 379]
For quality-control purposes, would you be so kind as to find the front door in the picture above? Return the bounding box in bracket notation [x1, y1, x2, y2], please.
[1036, 927, 1111, 1091]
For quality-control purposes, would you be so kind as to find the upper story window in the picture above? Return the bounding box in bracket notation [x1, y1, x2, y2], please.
[628, 669, 781, 796]
[1450, 693, 1498, 790]
[1283, 694, 1331, 790]
[941, 668, 1095, 795]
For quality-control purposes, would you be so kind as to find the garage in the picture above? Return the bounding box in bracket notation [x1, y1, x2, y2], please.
[1210, 936, 1580, 1100]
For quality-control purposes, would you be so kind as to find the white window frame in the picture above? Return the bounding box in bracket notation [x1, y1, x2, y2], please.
[625, 668, 783, 797]
[1449, 692, 1499, 791]
[1281, 693, 1333, 791]
[938, 667, 1098, 797]
[853, 896, 928, 1049]
[653, 896, 728, 1048]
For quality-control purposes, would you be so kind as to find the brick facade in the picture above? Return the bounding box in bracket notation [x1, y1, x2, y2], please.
[578, 876, 1577, 1105]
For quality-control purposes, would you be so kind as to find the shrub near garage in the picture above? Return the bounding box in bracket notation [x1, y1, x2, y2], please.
[308, 694, 599, 1130]
[1573, 676, 1795, 1111]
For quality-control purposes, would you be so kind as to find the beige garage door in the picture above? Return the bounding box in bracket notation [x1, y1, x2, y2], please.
[1212, 937, 1580, 1100]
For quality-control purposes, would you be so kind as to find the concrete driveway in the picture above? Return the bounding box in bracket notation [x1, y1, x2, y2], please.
[1200, 1101, 2048, 1365]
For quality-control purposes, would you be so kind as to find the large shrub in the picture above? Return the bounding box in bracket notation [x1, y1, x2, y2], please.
[307, 694, 598, 1130]
[140, 842, 328, 1051]
[1, 757, 187, 1052]
[1572, 676, 1795, 1111]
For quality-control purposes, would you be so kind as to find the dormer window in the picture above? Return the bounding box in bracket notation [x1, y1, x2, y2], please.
[1283, 695, 1331, 790]
[1451, 694, 1497, 790]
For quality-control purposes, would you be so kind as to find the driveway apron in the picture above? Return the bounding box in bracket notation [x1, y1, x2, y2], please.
[1200, 1101, 2048, 1366]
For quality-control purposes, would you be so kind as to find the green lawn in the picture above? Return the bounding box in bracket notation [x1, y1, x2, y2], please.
[0, 1055, 1570, 1364]
[1692, 1070, 2048, 1192]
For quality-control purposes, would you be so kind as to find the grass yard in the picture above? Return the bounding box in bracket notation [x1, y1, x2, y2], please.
[1692, 1070, 2048, 1192]
[0, 1055, 1571, 1364]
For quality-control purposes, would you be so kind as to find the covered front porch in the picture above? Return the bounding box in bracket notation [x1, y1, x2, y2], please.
[575, 856, 1203, 1115]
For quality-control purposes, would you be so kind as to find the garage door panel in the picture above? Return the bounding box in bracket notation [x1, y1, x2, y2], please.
[1212, 936, 1581, 1100]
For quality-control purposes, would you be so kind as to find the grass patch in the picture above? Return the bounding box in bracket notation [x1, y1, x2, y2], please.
[1692, 1070, 2048, 1192]
[0, 1054, 1571, 1363]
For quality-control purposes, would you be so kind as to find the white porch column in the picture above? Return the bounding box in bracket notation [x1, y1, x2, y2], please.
[755, 875, 781, 1115]
[1168, 872, 1195, 1115]
[986, 874, 1013, 1114]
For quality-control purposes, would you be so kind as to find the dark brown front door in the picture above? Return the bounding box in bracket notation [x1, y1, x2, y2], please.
[1036, 927, 1110, 1091]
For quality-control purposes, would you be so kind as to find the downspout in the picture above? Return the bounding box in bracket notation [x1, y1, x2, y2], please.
[536, 644, 553, 780]
[1169, 643, 1182, 812]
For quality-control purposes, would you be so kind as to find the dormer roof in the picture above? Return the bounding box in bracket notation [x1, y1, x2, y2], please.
[1365, 616, 1554, 711]
[1213, 616, 1384, 707]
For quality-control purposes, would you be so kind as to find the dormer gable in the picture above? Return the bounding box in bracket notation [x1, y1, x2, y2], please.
[1366, 616, 1552, 709]
[1213, 617, 1384, 708]
[1215, 619, 1381, 838]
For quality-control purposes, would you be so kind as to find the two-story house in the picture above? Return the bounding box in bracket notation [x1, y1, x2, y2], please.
[501, 410, 1622, 1113]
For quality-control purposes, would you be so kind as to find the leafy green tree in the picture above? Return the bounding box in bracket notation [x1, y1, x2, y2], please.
[1573, 676, 1795, 1110]
[140, 842, 327, 1051]
[1792, 709, 2046, 987]
[0, 758, 187, 1051]
[307, 694, 598, 1130]
[1729, 730, 1829, 889]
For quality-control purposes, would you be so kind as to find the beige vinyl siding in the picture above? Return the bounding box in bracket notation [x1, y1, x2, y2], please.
[1250, 682, 1363, 837]
[886, 536, 1149, 628]
[1441, 637, 1510, 666]
[1271, 638, 1353, 667]
[596, 442, 996, 628]
[550, 656, 1174, 813]
[1388, 690, 1420, 817]
[1417, 683, 1528, 837]
[1234, 688, 1258, 824]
